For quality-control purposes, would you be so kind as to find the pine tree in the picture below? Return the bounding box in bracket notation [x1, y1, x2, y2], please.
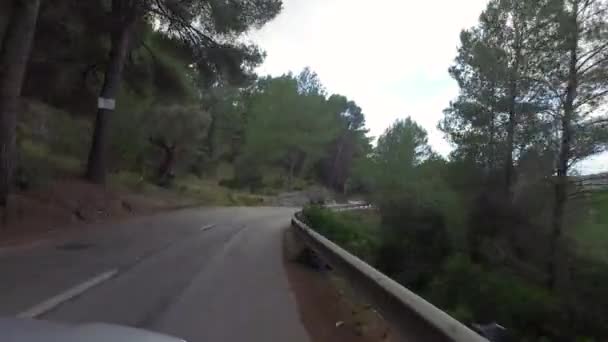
[0, 0, 41, 210]
[85, 0, 282, 183]
[547, 0, 608, 288]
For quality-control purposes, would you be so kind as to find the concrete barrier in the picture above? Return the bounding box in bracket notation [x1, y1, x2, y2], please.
[292, 214, 488, 342]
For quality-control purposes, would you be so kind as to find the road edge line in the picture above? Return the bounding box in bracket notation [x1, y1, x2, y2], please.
[16, 269, 119, 319]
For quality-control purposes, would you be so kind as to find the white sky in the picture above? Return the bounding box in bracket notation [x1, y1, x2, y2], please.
[249, 0, 607, 174]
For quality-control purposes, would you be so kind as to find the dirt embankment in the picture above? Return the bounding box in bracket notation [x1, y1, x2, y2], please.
[283, 228, 396, 342]
[0, 179, 195, 247]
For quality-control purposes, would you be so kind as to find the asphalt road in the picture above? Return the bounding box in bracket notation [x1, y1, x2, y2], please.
[0, 207, 310, 342]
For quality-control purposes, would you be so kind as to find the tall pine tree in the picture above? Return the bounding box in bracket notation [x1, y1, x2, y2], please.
[85, 0, 282, 183]
[0, 0, 41, 211]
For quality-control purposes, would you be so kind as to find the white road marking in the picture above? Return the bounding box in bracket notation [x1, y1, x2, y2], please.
[17, 269, 118, 318]
[200, 224, 216, 231]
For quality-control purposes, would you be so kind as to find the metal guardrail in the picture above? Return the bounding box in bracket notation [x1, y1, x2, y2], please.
[292, 214, 488, 342]
[325, 204, 374, 212]
[573, 173, 608, 192]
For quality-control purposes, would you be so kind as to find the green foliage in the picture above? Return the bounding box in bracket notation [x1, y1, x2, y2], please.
[303, 201, 608, 340]
[15, 101, 85, 189]
[110, 171, 151, 192]
[227, 193, 266, 206]
[436, 2, 608, 339]
[146, 105, 211, 152]
[128, 30, 200, 103]
[143, 104, 211, 185]
[571, 191, 608, 261]
[375, 199, 451, 289]
[47, 111, 90, 160]
[565, 257, 608, 339]
[19, 100, 90, 160]
[203, 86, 249, 162]
[21, 1, 108, 114]
[244, 72, 339, 161]
[302, 206, 380, 262]
[428, 255, 561, 340]
[589, 191, 608, 224]
[350, 118, 458, 287]
[355, 118, 432, 194]
[17, 141, 81, 189]
[107, 91, 151, 171]
[440, 0, 562, 173]
[316, 94, 371, 192]
[219, 155, 263, 192]
[241, 69, 343, 188]
[151, 0, 282, 87]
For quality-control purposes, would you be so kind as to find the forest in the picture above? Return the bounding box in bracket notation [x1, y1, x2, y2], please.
[301, 0, 608, 340]
[0, 0, 370, 209]
[1, 0, 608, 341]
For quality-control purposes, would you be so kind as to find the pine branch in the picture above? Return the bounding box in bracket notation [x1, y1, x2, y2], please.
[149, 0, 220, 49]
[574, 88, 608, 108]
[582, 117, 608, 127]
[576, 42, 608, 72]
[578, 55, 608, 76]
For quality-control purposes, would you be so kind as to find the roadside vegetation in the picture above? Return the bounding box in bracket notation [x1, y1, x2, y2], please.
[0, 1, 374, 231]
[305, 193, 608, 341]
[303, 2, 608, 330]
[571, 191, 608, 261]
[1, 0, 607, 340]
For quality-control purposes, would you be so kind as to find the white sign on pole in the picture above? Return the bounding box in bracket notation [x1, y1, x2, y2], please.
[97, 97, 116, 110]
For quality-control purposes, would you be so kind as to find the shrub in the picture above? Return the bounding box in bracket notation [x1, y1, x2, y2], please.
[220, 157, 263, 192]
[564, 257, 608, 339]
[16, 140, 81, 190]
[375, 191, 451, 290]
[47, 110, 90, 159]
[19, 100, 90, 160]
[302, 206, 380, 262]
[428, 255, 562, 340]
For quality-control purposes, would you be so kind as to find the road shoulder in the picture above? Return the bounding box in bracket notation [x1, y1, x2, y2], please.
[283, 228, 395, 342]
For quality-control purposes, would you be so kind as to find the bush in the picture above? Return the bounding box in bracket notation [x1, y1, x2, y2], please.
[219, 157, 263, 192]
[47, 111, 90, 159]
[564, 257, 608, 340]
[108, 93, 149, 172]
[228, 193, 265, 206]
[19, 100, 90, 160]
[15, 140, 81, 190]
[428, 255, 562, 340]
[302, 206, 380, 262]
[375, 191, 451, 289]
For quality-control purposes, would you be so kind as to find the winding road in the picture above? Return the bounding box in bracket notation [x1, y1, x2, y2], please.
[0, 207, 309, 341]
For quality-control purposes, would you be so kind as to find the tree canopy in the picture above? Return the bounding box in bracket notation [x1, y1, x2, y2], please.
[242, 70, 341, 189]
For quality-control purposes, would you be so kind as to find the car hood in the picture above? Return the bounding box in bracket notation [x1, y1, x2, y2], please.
[0, 318, 185, 342]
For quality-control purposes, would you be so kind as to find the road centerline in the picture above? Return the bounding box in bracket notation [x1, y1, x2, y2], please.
[200, 224, 216, 231]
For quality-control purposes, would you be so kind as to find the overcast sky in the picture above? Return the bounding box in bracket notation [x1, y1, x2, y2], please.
[250, 0, 607, 174]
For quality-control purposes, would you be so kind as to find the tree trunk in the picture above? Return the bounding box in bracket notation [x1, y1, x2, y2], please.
[158, 145, 176, 185]
[0, 1, 14, 44]
[486, 84, 497, 176]
[330, 134, 346, 189]
[0, 0, 40, 210]
[504, 52, 520, 197]
[548, 7, 578, 289]
[287, 155, 296, 191]
[206, 111, 217, 160]
[504, 99, 516, 194]
[85, 9, 135, 184]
